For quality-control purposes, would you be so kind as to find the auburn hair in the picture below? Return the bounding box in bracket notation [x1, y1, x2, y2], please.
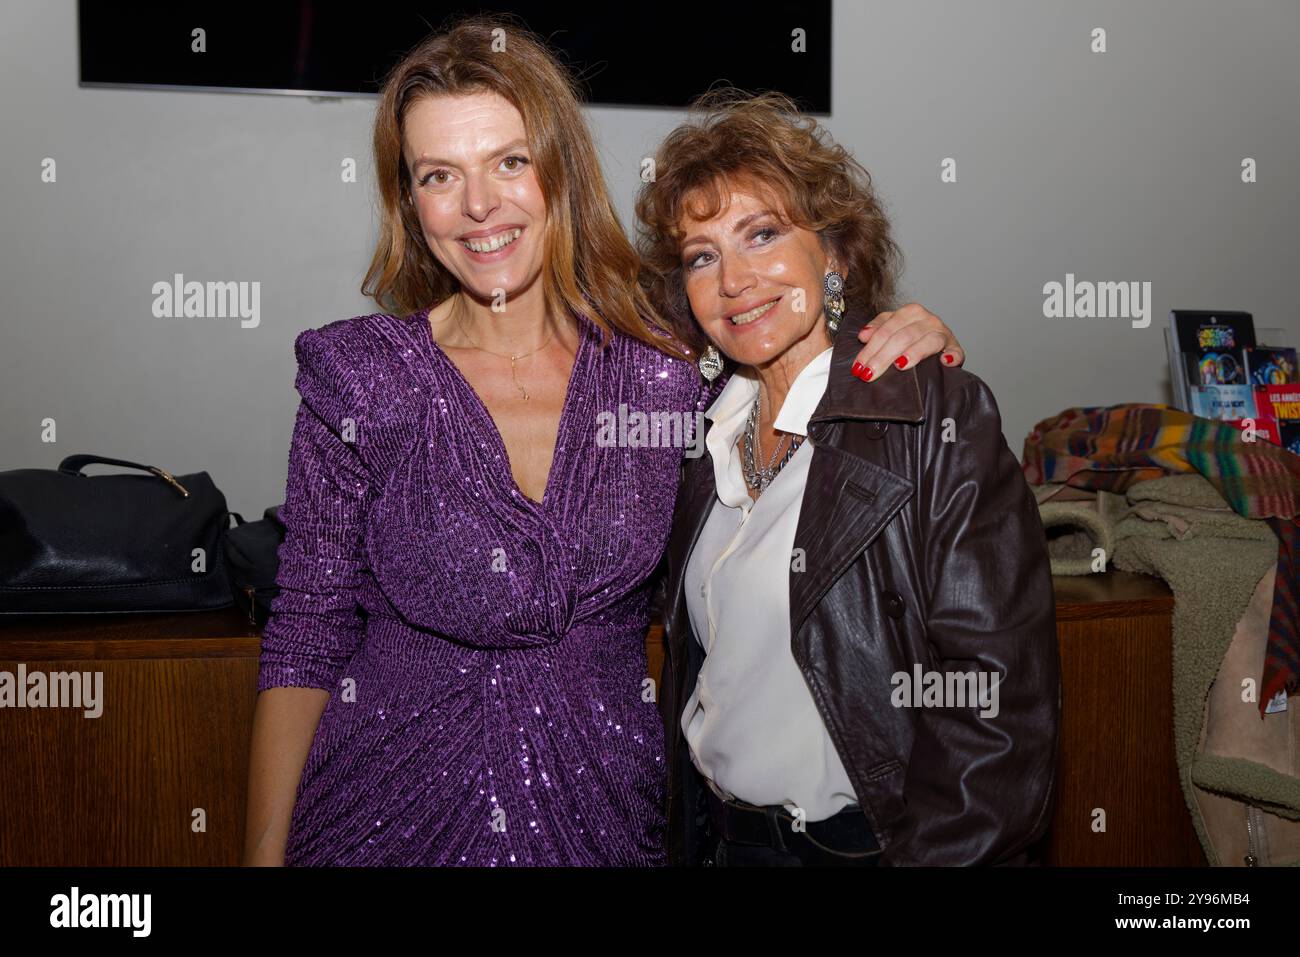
[635, 88, 904, 356]
[362, 13, 683, 356]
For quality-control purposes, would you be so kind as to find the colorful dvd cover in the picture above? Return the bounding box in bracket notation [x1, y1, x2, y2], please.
[1170, 310, 1256, 387]
[1246, 346, 1298, 386]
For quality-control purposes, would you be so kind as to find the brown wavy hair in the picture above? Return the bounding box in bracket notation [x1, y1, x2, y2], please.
[362, 13, 682, 356]
[635, 88, 904, 356]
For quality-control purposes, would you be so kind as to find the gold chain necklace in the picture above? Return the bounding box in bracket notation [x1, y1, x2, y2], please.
[455, 309, 555, 401]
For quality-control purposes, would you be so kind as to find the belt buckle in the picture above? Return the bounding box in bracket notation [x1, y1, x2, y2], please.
[798, 807, 882, 863]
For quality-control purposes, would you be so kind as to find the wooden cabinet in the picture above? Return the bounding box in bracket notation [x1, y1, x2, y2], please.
[0, 569, 1205, 865]
[1048, 571, 1206, 865]
[0, 609, 261, 865]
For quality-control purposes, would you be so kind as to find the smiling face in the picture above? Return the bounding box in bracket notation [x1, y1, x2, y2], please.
[678, 181, 839, 372]
[402, 90, 548, 304]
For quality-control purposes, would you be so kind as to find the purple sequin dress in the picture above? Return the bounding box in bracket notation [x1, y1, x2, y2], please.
[257, 307, 707, 866]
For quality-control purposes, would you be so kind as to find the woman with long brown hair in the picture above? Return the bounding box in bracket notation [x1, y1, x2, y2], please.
[243, 15, 964, 866]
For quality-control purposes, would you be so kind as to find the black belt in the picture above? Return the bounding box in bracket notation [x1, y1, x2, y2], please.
[705, 787, 882, 863]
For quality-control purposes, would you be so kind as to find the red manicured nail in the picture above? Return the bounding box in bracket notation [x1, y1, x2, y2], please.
[894, 355, 907, 369]
[851, 361, 864, 377]
[856, 365, 873, 382]
[942, 353, 955, 364]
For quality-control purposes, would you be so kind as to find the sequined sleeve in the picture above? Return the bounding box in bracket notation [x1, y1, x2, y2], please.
[257, 327, 376, 693]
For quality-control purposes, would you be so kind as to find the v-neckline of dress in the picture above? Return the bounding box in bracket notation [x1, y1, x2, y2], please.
[418, 304, 591, 511]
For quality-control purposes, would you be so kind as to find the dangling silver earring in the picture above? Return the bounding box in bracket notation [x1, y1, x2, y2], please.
[698, 344, 724, 382]
[824, 271, 846, 333]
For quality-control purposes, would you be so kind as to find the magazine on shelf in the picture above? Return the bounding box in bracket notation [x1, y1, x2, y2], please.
[1246, 346, 1298, 387]
[1190, 383, 1255, 421]
[1252, 382, 1300, 446]
[1165, 311, 1300, 452]
[1170, 309, 1255, 390]
[1169, 309, 1257, 421]
[1245, 347, 1300, 445]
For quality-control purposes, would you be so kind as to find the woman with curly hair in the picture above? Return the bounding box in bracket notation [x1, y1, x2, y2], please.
[637, 91, 1060, 867]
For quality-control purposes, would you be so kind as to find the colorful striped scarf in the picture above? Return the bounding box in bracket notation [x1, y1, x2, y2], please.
[1022, 404, 1300, 717]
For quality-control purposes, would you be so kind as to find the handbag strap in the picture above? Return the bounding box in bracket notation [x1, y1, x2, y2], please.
[58, 453, 159, 476]
[57, 453, 191, 498]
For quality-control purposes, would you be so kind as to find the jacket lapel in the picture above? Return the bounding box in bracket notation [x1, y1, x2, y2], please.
[787, 305, 927, 639]
[788, 438, 915, 638]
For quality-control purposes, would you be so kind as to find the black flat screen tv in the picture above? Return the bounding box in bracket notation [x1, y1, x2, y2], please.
[77, 2, 832, 112]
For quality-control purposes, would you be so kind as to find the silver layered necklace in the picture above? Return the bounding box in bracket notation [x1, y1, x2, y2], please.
[741, 390, 806, 495]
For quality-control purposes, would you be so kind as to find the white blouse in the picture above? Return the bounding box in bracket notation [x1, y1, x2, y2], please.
[681, 346, 860, 822]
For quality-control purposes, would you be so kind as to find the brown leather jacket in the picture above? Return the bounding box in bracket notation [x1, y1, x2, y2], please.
[657, 307, 1061, 866]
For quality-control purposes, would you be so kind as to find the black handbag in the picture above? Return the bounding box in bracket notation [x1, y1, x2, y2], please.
[0, 453, 236, 614]
[224, 506, 286, 626]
